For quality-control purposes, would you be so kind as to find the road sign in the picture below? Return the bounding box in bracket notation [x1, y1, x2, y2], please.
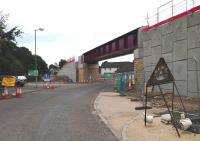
[2, 77, 16, 87]
[146, 58, 174, 87]
[28, 70, 38, 76]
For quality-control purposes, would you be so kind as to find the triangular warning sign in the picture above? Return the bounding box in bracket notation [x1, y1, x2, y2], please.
[146, 58, 175, 87]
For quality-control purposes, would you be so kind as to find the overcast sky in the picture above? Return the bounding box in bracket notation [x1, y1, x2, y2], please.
[1, 0, 170, 65]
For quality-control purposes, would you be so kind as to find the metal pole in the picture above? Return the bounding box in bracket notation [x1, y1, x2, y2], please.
[192, 0, 195, 8]
[186, 0, 188, 11]
[172, 0, 174, 16]
[194, 57, 200, 115]
[172, 82, 175, 112]
[34, 30, 38, 88]
[157, 8, 159, 23]
[158, 85, 180, 137]
[174, 83, 186, 113]
[144, 87, 148, 126]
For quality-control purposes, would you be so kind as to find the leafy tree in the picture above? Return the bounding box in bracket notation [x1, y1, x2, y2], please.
[58, 59, 67, 68]
[34, 55, 48, 75]
[0, 11, 48, 76]
[49, 64, 59, 70]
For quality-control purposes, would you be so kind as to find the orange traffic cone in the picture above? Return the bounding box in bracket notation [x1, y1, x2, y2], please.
[16, 87, 23, 98]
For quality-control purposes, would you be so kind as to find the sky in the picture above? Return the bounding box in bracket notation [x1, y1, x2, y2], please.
[1, 0, 170, 65]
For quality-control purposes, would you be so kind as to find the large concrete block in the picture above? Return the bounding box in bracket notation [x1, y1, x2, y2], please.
[188, 25, 200, 49]
[173, 16, 187, 41]
[161, 33, 173, 53]
[173, 60, 187, 81]
[173, 39, 187, 61]
[143, 40, 152, 57]
[151, 46, 161, 64]
[162, 53, 173, 63]
[187, 91, 199, 97]
[188, 47, 200, 70]
[143, 31, 151, 42]
[144, 56, 152, 67]
[151, 28, 161, 47]
[151, 65, 156, 72]
[174, 80, 188, 96]
[144, 66, 152, 72]
[188, 71, 200, 94]
[134, 48, 144, 59]
[161, 22, 173, 35]
[188, 10, 200, 27]
[166, 62, 173, 74]
[144, 71, 152, 82]
[160, 83, 173, 93]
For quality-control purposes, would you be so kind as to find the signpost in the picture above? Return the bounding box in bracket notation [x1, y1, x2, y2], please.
[144, 58, 186, 137]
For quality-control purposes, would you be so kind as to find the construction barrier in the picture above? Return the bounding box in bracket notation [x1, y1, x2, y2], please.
[43, 81, 55, 89]
[15, 87, 23, 98]
[49, 81, 55, 89]
[44, 81, 50, 89]
[1, 87, 12, 99]
[128, 80, 132, 90]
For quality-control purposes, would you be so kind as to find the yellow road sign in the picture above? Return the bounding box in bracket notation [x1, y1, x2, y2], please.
[2, 77, 16, 87]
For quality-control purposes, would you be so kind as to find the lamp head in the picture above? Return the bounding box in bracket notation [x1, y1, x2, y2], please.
[38, 28, 44, 31]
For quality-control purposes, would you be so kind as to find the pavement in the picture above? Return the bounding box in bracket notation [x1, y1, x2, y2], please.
[94, 92, 200, 141]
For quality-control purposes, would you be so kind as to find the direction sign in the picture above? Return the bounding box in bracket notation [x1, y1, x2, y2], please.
[28, 70, 38, 76]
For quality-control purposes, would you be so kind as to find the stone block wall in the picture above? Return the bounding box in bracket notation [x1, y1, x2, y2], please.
[143, 11, 200, 97]
[78, 63, 99, 82]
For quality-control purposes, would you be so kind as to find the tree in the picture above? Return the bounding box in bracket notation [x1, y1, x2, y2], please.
[0, 11, 48, 76]
[58, 59, 67, 68]
[34, 55, 48, 75]
[49, 64, 59, 70]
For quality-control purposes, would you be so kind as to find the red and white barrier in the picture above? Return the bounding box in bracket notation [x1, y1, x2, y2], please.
[2, 87, 12, 99]
[16, 87, 23, 98]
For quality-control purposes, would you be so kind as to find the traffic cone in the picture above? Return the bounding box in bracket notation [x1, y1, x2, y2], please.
[50, 81, 55, 89]
[2, 87, 11, 99]
[16, 87, 23, 98]
[128, 80, 132, 90]
[44, 82, 50, 89]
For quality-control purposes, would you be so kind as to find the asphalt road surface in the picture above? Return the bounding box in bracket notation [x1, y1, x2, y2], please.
[0, 83, 119, 141]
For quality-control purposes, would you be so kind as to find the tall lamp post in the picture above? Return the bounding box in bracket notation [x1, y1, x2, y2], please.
[34, 28, 44, 88]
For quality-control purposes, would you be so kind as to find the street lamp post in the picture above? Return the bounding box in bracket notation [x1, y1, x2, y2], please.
[34, 28, 44, 88]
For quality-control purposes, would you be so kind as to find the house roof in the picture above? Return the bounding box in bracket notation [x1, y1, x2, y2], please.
[101, 61, 134, 73]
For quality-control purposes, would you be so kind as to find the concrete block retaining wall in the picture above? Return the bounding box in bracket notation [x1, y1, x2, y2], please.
[143, 11, 200, 97]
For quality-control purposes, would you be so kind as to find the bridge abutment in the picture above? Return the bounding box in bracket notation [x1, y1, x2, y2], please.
[78, 62, 99, 83]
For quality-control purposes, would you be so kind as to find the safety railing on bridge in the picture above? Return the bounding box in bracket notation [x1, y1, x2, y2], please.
[145, 0, 200, 30]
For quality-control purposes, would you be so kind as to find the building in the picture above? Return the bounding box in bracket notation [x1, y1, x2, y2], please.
[100, 61, 134, 80]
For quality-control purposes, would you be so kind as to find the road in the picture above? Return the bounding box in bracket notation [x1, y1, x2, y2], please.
[0, 83, 119, 141]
